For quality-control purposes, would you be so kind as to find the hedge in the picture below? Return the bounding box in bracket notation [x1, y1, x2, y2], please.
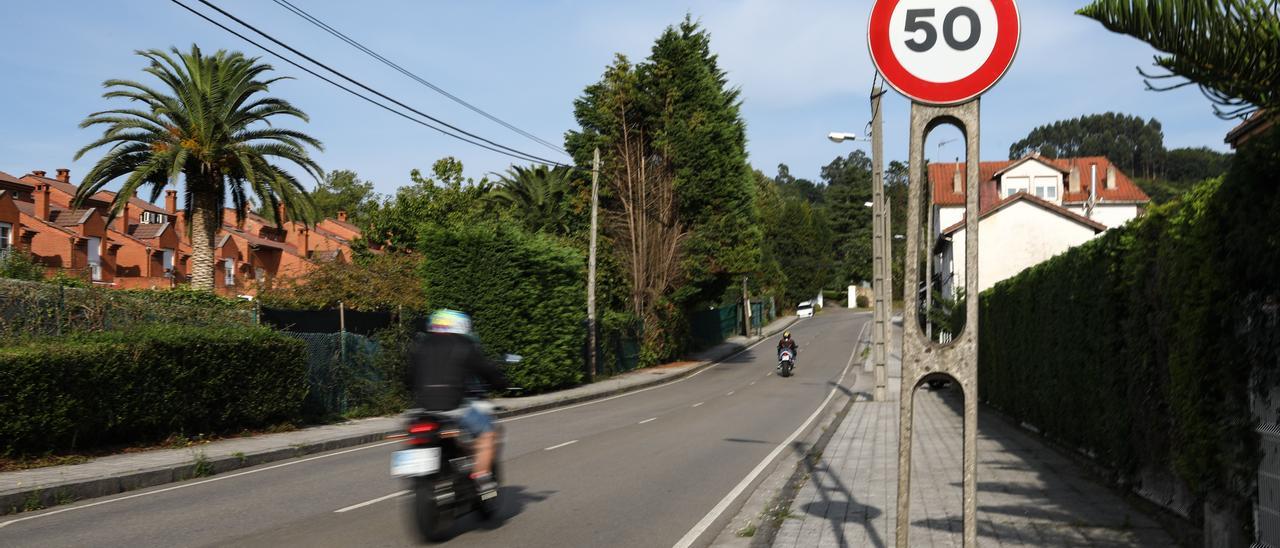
[0, 324, 307, 456]
[979, 128, 1280, 521]
[420, 222, 586, 393]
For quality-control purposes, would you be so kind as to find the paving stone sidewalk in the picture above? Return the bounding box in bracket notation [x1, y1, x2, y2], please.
[1, 315, 796, 515]
[774, 324, 1174, 547]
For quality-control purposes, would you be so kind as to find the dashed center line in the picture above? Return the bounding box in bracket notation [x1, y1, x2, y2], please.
[335, 490, 409, 513]
[692, 402, 704, 408]
[727, 391, 735, 396]
[749, 381, 757, 386]
[544, 440, 578, 451]
[639, 418, 657, 425]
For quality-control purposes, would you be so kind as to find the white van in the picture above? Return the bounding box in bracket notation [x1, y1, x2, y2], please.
[796, 301, 815, 318]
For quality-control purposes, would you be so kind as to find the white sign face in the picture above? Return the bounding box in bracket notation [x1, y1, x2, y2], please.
[887, 0, 999, 83]
[868, 0, 1020, 105]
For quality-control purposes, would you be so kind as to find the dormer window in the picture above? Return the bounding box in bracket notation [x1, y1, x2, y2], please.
[1034, 178, 1059, 201]
[141, 211, 169, 224]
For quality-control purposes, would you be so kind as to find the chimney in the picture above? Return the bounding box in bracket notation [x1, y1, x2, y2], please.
[1088, 163, 1098, 218]
[275, 203, 287, 225]
[1106, 164, 1117, 190]
[35, 183, 51, 220]
[31, 170, 46, 179]
[952, 169, 962, 194]
[337, 210, 347, 223]
[55, 168, 70, 184]
[165, 189, 178, 214]
[1069, 164, 1081, 194]
[117, 202, 130, 233]
[298, 226, 310, 255]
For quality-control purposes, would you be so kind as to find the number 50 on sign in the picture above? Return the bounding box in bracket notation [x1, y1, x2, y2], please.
[869, 0, 1020, 105]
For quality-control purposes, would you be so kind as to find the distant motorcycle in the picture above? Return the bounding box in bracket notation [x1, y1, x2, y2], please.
[392, 355, 521, 543]
[778, 349, 795, 377]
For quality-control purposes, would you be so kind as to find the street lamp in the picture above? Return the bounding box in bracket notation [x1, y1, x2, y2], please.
[828, 131, 869, 143]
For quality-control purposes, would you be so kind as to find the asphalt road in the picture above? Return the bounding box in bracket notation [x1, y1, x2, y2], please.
[0, 309, 869, 548]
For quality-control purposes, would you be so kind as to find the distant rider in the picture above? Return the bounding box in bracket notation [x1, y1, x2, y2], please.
[777, 331, 799, 369]
[409, 309, 508, 498]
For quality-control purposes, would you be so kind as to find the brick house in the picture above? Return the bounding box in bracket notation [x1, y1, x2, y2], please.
[1, 168, 361, 296]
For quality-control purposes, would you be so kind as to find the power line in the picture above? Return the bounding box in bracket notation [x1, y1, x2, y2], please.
[174, 0, 569, 167]
[271, 0, 567, 157]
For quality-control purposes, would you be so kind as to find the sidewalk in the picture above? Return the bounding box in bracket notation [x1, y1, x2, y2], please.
[773, 323, 1174, 547]
[0, 315, 796, 515]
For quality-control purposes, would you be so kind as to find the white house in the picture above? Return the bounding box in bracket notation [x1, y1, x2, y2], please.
[931, 154, 1150, 295]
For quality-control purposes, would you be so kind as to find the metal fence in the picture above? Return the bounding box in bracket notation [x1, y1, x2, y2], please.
[690, 298, 777, 349]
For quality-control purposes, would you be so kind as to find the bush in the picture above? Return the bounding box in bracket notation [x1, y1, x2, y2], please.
[979, 127, 1280, 519]
[0, 324, 307, 456]
[258, 253, 426, 313]
[0, 249, 44, 282]
[420, 222, 586, 393]
[856, 295, 870, 308]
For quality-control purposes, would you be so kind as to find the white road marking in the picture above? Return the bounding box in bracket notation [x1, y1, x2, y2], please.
[726, 391, 735, 396]
[543, 440, 579, 451]
[672, 319, 870, 548]
[692, 402, 704, 408]
[498, 321, 803, 424]
[0, 439, 403, 529]
[749, 381, 757, 386]
[335, 489, 410, 513]
[639, 418, 657, 425]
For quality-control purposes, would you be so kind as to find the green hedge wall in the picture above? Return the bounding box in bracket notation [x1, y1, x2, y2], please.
[979, 128, 1280, 511]
[0, 325, 306, 456]
[420, 222, 586, 393]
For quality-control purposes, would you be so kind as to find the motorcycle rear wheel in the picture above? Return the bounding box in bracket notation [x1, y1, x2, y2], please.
[475, 460, 503, 520]
[413, 478, 452, 543]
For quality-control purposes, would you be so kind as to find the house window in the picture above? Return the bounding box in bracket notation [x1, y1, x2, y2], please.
[1034, 178, 1059, 201]
[223, 258, 235, 287]
[255, 267, 266, 283]
[0, 222, 11, 256]
[162, 249, 175, 274]
[87, 237, 102, 281]
[141, 211, 169, 224]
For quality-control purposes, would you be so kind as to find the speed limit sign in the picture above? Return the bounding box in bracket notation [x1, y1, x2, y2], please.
[868, 0, 1020, 105]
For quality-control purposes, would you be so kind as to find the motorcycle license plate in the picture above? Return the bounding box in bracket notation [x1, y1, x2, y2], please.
[391, 448, 440, 477]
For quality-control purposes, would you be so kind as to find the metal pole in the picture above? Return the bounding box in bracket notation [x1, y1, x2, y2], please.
[587, 147, 601, 382]
[871, 85, 888, 402]
[742, 277, 750, 337]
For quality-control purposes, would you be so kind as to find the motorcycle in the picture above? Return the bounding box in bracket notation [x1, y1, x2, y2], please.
[391, 355, 521, 543]
[778, 349, 795, 377]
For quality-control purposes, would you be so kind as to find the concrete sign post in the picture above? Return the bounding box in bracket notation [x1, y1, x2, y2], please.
[869, 0, 1020, 546]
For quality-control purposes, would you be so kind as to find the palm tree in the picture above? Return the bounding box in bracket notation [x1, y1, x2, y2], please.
[75, 45, 323, 290]
[489, 165, 577, 236]
[1077, 0, 1279, 120]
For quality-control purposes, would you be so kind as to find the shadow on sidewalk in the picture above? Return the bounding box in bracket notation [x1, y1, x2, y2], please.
[793, 441, 886, 548]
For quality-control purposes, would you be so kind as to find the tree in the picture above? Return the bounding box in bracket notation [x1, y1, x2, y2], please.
[311, 170, 379, 224]
[1008, 112, 1165, 178]
[641, 17, 761, 307]
[775, 163, 826, 204]
[1078, 0, 1280, 120]
[821, 151, 875, 286]
[490, 165, 582, 237]
[75, 46, 322, 291]
[364, 157, 492, 252]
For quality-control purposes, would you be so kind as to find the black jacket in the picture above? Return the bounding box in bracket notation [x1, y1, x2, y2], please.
[409, 332, 508, 411]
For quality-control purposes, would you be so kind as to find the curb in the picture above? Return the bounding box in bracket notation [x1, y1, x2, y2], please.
[1, 317, 798, 517]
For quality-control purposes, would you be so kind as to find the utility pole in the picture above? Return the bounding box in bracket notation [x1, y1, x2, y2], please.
[742, 276, 751, 337]
[871, 85, 890, 402]
[587, 148, 600, 382]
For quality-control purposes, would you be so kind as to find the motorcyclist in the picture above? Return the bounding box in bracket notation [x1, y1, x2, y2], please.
[777, 331, 799, 369]
[409, 309, 508, 498]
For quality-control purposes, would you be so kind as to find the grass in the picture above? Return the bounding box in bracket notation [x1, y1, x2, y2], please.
[190, 451, 214, 478]
[736, 521, 758, 537]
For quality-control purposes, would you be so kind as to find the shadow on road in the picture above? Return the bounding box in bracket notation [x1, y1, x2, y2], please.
[433, 485, 556, 541]
[792, 441, 886, 548]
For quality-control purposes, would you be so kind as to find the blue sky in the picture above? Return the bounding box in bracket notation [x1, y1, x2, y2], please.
[0, 1, 1238, 198]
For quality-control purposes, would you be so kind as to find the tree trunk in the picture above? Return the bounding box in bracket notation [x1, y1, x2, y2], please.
[188, 190, 219, 291]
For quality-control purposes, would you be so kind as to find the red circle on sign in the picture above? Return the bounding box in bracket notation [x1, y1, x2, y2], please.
[868, 0, 1020, 105]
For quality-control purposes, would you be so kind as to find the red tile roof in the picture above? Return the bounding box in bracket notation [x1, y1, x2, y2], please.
[222, 225, 302, 256]
[941, 192, 1108, 235]
[48, 207, 95, 228]
[931, 156, 1150, 209]
[13, 201, 76, 236]
[130, 222, 170, 240]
